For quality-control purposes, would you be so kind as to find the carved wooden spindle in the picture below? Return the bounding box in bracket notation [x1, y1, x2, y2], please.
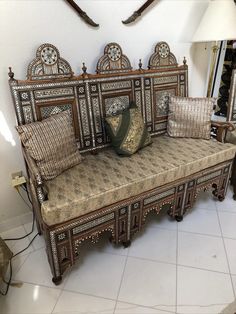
[138, 59, 143, 71]
[8, 67, 15, 81]
[82, 62, 88, 78]
[183, 57, 187, 66]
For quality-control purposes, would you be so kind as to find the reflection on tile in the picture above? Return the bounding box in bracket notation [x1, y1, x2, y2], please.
[218, 211, 236, 239]
[0, 282, 61, 314]
[15, 248, 58, 288]
[81, 232, 129, 256]
[146, 206, 177, 231]
[53, 290, 115, 314]
[23, 222, 45, 251]
[178, 208, 221, 236]
[224, 238, 236, 275]
[64, 250, 126, 299]
[216, 186, 235, 212]
[177, 266, 234, 314]
[0, 226, 33, 257]
[115, 301, 174, 314]
[178, 232, 228, 273]
[129, 227, 177, 264]
[118, 257, 176, 312]
[193, 190, 217, 210]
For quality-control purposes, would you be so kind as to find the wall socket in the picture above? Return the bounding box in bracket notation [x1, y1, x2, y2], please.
[11, 171, 26, 188]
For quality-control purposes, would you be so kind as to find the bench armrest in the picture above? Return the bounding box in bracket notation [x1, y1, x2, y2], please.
[22, 148, 47, 203]
[211, 121, 235, 143]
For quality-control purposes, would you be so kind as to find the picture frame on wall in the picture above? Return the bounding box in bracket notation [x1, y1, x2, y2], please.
[227, 69, 236, 122]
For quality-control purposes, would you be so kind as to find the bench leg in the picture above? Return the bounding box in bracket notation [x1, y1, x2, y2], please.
[123, 240, 131, 248]
[231, 157, 236, 201]
[175, 215, 183, 222]
[52, 276, 62, 285]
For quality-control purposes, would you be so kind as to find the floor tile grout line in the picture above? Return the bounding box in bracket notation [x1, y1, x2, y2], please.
[113, 247, 130, 314]
[216, 207, 236, 298]
[175, 222, 179, 314]
[177, 229, 222, 238]
[50, 288, 64, 314]
[11, 251, 31, 280]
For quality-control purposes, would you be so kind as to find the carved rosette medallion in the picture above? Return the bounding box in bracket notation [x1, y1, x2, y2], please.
[27, 43, 73, 80]
[96, 42, 132, 74]
[148, 42, 177, 69]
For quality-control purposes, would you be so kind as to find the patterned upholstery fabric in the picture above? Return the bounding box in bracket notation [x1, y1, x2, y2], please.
[105, 104, 152, 155]
[226, 129, 236, 145]
[16, 111, 82, 180]
[41, 135, 236, 226]
[0, 237, 12, 282]
[167, 96, 215, 139]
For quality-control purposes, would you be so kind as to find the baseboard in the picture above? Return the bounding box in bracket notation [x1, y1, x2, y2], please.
[0, 212, 33, 233]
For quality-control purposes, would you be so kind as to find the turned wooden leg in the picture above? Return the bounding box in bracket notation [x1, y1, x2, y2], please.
[175, 215, 183, 222]
[231, 157, 236, 201]
[233, 184, 236, 201]
[52, 276, 62, 285]
[218, 195, 225, 202]
[123, 240, 131, 248]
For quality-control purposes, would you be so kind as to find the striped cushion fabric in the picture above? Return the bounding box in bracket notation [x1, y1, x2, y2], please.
[105, 103, 152, 156]
[167, 96, 215, 140]
[16, 111, 82, 180]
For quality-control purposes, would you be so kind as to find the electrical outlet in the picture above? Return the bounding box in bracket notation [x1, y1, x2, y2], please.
[11, 171, 26, 188]
[11, 171, 23, 179]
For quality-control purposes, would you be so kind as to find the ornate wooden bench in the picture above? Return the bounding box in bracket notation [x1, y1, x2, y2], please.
[9, 42, 236, 285]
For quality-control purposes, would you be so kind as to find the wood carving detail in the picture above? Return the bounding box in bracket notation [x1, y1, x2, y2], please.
[148, 42, 177, 69]
[27, 43, 73, 80]
[96, 43, 132, 74]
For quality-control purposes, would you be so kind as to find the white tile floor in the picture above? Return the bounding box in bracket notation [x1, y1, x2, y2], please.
[0, 187, 236, 314]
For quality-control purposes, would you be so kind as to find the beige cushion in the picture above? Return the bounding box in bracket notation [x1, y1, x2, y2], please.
[226, 129, 236, 145]
[17, 111, 82, 180]
[41, 135, 236, 226]
[167, 96, 215, 139]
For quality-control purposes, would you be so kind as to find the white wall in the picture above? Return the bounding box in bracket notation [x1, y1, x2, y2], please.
[0, 0, 210, 230]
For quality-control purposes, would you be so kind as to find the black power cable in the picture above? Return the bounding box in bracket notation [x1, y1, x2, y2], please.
[0, 184, 38, 295]
[3, 186, 35, 241]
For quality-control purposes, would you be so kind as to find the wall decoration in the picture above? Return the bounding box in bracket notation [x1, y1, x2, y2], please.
[122, 0, 156, 24]
[65, 0, 99, 27]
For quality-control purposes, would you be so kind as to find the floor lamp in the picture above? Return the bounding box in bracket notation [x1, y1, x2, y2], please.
[192, 0, 236, 100]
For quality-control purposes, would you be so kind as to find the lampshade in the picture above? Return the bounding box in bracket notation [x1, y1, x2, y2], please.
[192, 0, 236, 42]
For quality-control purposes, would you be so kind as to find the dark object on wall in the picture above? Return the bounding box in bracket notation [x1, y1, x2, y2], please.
[122, 0, 156, 24]
[65, 0, 99, 27]
[215, 41, 236, 116]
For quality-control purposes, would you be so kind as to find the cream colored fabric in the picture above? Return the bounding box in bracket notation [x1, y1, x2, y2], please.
[41, 135, 236, 226]
[226, 129, 236, 145]
[167, 96, 215, 139]
[17, 111, 82, 180]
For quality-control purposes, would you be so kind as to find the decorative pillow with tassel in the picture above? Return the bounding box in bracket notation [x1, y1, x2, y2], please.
[105, 101, 152, 156]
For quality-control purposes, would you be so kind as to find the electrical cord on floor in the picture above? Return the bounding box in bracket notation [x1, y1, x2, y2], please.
[0, 184, 39, 295]
[3, 185, 35, 241]
[0, 232, 39, 296]
[0, 260, 12, 296]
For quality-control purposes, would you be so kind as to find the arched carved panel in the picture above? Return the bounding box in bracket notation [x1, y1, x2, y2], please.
[148, 42, 178, 69]
[27, 43, 73, 80]
[96, 43, 132, 74]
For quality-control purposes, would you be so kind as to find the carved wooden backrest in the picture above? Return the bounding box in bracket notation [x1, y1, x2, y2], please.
[148, 42, 177, 69]
[9, 42, 188, 153]
[96, 43, 132, 74]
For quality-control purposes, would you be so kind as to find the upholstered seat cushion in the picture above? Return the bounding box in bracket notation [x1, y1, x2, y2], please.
[41, 136, 236, 226]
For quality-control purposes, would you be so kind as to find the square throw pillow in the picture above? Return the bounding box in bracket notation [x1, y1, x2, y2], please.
[16, 111, 82, 180]
[167, 96, 215, 140]
[105, 102, 152, 156]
